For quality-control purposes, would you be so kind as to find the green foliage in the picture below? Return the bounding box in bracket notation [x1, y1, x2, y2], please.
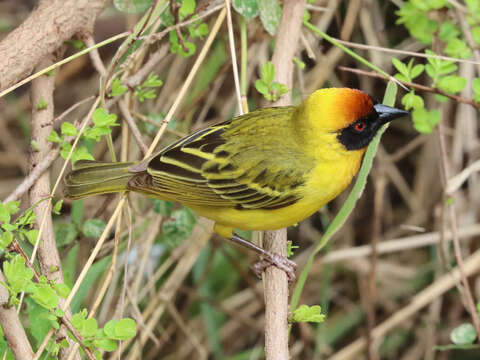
[233, 0, 259, 18]
[72, 309, 137, 352]
[82, 218, 107, 238]
[392, 58, 424, 83]
[450, 323, 477, 345]
[444, 38, 472, 59]
[255, 62, 289, 101]
[47, 108, 119, 164]
[290, 305, 326, 323]
[258, 0, 282, 35]
[152, 199, 174, 216]
[159, 207, 197, 248]
[134, 72, 164, 102]
[286, 240, 299, 258]
[54, 222, 78, 247]
[109, 78, 127, 97]
[396, 0, 475, 63]
[473, 78, 480, 103]
[412, 108, 440, 134]
[396, 2, 438, 44]
[0, 201, 43, 252]
[36, 99, 48, 110]
[164, 0, 209, 58]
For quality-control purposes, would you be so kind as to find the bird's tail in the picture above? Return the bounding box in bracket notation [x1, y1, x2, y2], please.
[64, 160, 135, 199]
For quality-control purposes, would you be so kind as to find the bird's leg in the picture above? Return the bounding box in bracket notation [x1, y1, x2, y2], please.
[228, 233, 297, 281]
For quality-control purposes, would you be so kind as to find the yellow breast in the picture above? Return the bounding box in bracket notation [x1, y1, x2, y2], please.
[189, 148, 365, 233]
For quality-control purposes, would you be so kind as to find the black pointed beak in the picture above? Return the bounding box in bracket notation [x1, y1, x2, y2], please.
[374, 104, 409, 123]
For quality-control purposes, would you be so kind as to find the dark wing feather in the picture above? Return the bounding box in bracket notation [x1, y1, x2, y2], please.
[141, 108, 313, 210]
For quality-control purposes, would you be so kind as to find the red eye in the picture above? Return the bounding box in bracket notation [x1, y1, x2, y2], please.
[354, 122, 366, 132]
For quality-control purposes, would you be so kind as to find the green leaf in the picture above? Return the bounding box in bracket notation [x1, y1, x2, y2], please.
[160, 207, 197, 248]
[179, 0, 196, 19]
[60, 142, 72, 160]
[437, 75, 467, 94]
[16, 209, 36, 226]
[47, 130, 62, 143]
[255, 79, 269, 95]
[412, 108, 440, 133]
[36, 99, 48, 110]
[473, 78, 480, 102]
[71, 146, 94, 164]
[143, 73, 163, 88]
[258, 0, 282, 35]
[113, 0, 153, 13]
[82, 219, 107, 238]
[72, 309, 88, 329]
[94, 338, 117, 352]
[392, 58, 409, 78]
[31, 283, 59, 310]
[104, 318, 137, 340]
[54, 222, 78, 247]
[410, 64, 424, 79]
[0, 203, 10, 224]
[4, 201, 19, 215]
[260, 61, 275, 84]
[53, 199, 63, 215]
[472, 26, 480, 44]
[54, 282, 70, 298]
[233, 0, 259, 18]
[451, 323, 477, 345]
[152, 199, 173, 216]
[402, 92, 424, 110]
[61, 122, 77, 137]
[4, 255, 34, 295]
[92, 108, 117, 127]
[24, 229, 39, 246]
[394, 73, 408, 82]
[71, 200, 84, 227]
[110, 78, 127, 97]
[0, 231, 13, 250]
[439, 21, 461, 42]
[291, 305, 326, 323]
[444, 38, 472, 59]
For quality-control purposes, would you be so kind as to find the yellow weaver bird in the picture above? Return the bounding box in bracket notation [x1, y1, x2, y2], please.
[65, 88, 407, 278]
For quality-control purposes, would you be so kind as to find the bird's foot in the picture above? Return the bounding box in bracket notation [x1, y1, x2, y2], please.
[251, 253, 297, 282]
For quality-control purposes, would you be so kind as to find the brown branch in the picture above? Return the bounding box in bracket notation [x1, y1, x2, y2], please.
[3, 149, 59, 204]
[118, 101, 149, 155]
[0, 0, 110, 91]
[338, 66, 480, 110]
[0, 270, 34, 360]
[263, 1, 306, 360]
[29, 56, 79, 360]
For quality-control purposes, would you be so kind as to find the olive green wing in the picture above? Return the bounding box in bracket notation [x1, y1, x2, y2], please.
[143, 108, 313, 210]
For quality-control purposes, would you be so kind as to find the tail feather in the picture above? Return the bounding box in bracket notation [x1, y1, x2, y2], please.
[65, 160, 135, 199]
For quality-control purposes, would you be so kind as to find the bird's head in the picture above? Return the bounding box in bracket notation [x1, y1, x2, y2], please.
[296, 88, 408, 156]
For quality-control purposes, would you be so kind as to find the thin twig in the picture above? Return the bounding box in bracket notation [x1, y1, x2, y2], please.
[338, 66, 480, 109]
[333, 37, 480, 66]
[118, 101, 149, 155]
[3, 149, 59, 203]
[224, 0, 243, 115]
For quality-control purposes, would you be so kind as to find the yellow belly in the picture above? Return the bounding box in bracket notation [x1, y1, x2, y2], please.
[188, 150, 364, 234]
